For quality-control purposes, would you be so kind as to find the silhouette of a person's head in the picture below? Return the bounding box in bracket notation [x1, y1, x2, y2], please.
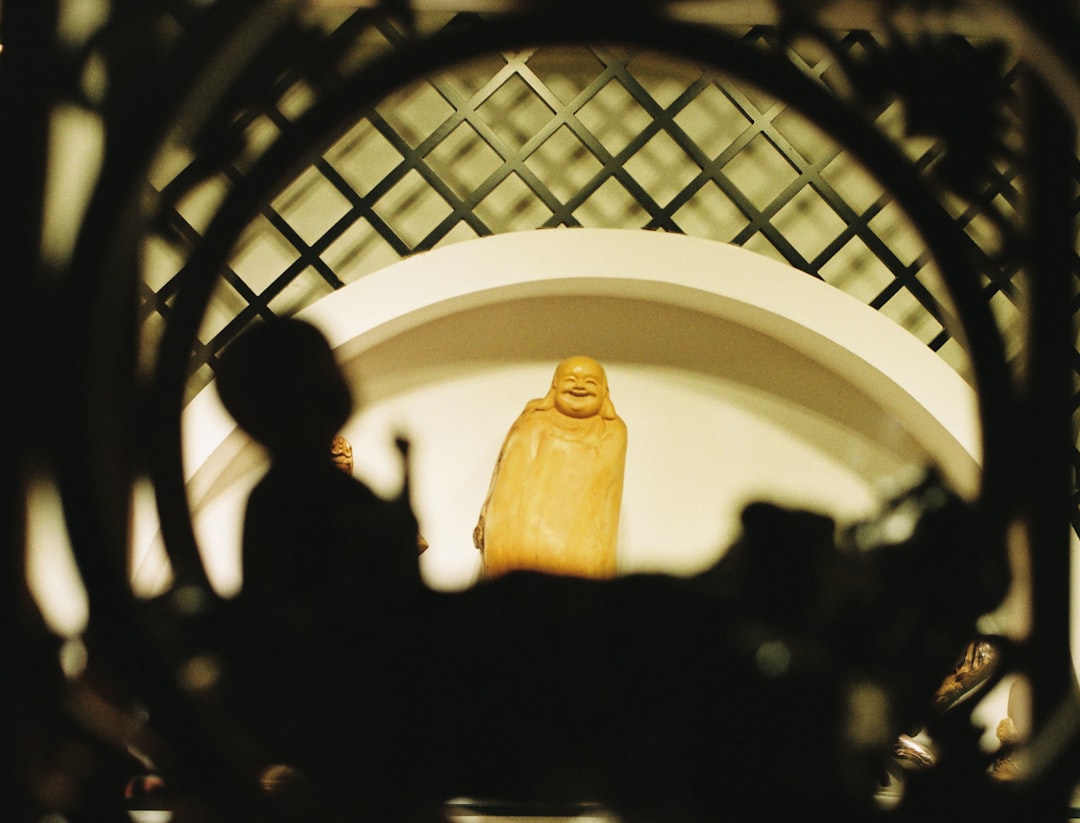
[216, 317, 352, 459]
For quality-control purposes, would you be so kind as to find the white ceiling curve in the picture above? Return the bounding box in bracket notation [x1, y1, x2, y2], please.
[171, 228, 981, 595]
[303, 228, 980, 483]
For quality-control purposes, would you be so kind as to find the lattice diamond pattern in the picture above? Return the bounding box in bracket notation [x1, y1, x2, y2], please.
[623, 131, 702, 206]
[627, 52, 704, 109]
[139, 12, 1049, 422]
[524, 125, 605, 202]
[672, 180, 747, 242]
[739, 231, 789, 264]
[435, 52, 510, 99]
[879, 287, 946, 346]
[474, 172, 555, 230]
[200, 275, 255, 343]
[573, 177, 652, 227]
[267, 265, 337, 318]
[771, 185, 850, 262]
[819, 236, 895, 304]
[821, 153, 888, 215]
[721, 134, 800, 211]
[477, 72, 556, 150]
[378, 82, 456, 148]
[272, 166, 354, 246]
[869, 203, 929, 267]
[525, 46, 605, 105]
[324, 120, 404, 196]
[371, 167, 456, 247]
[230, 215, 302, 293]
[673, 84, 755, 160]
[323, 217, 404, 280]
[423, 121, 504, 199]
[577, 79, 655, 156]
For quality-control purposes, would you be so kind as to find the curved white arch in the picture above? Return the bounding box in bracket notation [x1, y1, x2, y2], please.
[313, 228, 979, 463]
[164, 229, 980, 595]
[184, 228, 979, 479]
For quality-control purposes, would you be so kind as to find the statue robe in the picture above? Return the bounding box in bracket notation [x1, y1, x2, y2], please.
[478, 404, 627, 579]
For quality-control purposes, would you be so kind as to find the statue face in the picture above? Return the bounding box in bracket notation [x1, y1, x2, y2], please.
[552, 356, 607, 419]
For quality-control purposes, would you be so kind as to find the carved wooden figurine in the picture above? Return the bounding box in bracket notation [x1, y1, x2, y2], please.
[474, 356, 627, 579]
[330, 434, 353, 474]
[331, 433, 428, 554]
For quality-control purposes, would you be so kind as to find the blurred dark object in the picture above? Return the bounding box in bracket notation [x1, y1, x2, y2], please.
[205, 469, 1010, 821]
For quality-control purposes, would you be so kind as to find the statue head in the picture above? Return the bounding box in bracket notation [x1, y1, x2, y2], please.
[534, 355, 617, 420]
[215, 317, 353, 456]
[330, 435, 354, 474]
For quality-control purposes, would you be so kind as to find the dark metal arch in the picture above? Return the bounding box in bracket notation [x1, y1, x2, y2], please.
[41, 3, 314, 813]
[54, 0, 311, 593]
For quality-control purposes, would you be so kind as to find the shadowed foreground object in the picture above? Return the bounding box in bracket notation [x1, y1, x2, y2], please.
[201, 319, 1011, 822]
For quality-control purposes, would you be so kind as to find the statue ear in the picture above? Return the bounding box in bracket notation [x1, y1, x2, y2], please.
[531, 385, 557, 411]
[600, 393, 617, 420]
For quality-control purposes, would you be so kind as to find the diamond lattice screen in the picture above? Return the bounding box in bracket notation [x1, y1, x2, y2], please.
[142, 15, 1037, 410]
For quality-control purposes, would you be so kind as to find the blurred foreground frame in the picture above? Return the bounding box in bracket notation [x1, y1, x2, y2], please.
[2, 0, 1079, 821]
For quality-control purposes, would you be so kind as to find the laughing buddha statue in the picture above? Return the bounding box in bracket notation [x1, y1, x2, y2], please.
[473, 356, 627, 579]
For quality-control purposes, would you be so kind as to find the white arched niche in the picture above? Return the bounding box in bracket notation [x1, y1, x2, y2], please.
[133, 228, 981, 597]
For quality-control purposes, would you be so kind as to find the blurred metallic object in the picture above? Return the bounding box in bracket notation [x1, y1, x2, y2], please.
[894, 735, 936, 771]
[933, 638, 1001, 711]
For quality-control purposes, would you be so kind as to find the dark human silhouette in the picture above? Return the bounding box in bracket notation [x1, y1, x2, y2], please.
[214, 318, 423, 613]
[214, 317, 428, 820]
[211, 317, 1012, 823]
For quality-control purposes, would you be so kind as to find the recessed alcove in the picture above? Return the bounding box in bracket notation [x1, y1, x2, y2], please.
[136, 228, 982, 598]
